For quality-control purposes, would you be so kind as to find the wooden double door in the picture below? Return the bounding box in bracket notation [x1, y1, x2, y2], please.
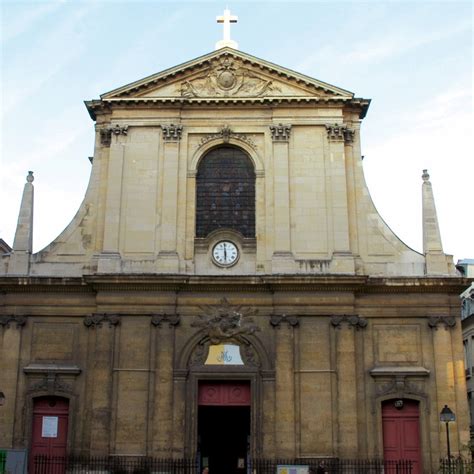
[29, 396, 69, 473]
[382, 399, 422, 474]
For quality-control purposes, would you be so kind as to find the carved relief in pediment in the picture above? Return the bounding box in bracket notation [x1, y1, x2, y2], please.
[179, 58, 281, 98]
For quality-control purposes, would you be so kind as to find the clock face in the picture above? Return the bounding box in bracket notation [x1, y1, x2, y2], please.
[212, 241, 239, 267]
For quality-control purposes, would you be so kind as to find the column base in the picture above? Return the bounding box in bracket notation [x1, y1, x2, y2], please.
[7, 251, 30, 275]
[330, 252, 355, 274]
[97, 252, 122, 273]
[158, 251, 180, 273]
[271, 251, 295, 273]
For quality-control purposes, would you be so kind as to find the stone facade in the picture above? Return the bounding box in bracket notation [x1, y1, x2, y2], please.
[0, 48, 470, 472]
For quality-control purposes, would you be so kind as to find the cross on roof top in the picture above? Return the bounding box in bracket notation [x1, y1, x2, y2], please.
[215, 8, 239, 50]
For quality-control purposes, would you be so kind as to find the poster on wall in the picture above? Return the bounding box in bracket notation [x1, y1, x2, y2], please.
[277, 465, 309, 474]
[42, 416, 58, 438]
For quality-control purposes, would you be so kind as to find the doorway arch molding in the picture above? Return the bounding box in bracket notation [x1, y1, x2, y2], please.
[176, 330, 275, 459]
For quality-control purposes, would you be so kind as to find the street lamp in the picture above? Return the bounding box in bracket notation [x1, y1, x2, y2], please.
[440, 405, 456, 471]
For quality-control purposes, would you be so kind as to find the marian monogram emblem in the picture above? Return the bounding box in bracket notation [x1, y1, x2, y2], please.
[191, 297, 260, 344]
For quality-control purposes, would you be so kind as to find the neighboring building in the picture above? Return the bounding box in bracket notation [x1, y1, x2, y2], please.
[0, 239, 12, 255]
[0, 31, 470, 474]
[458, 260, 474, 278]
[460, 260, 474, 441]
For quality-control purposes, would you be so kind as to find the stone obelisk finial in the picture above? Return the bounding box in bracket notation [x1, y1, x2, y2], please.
[8, 171, 34, 275]
[215, 8, 238, 50]
[422, 169, 443, 254]
[421, 169, 451, 275]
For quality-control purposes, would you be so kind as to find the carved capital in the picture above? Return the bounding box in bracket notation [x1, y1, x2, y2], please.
[83, 313, 121, 329]
[428, 315, 456, 330]
[151, 313, 180, 328]
[343, 128, 355, 144]
[99, 124, 128, 146]
[27, 372, 73, 395]
[0, 315, 26, 329]
[325, 124, 354, 144]
[191, 298, 260, 344]
[270, 314, 299, 328]
[162, 124, 183, 141]
[270, 123, 291, 141]
[331, 314, 368, 330]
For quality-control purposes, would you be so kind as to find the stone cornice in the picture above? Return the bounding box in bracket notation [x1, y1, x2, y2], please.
[85, 97, 370, 120]
[0, 275, 470, 294]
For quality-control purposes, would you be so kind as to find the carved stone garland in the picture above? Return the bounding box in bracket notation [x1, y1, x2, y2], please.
[0, 315, 27, 329]
[83, 313, 121, 329]
[179, 57, 280, 98]
[27, 372, 73, 395]
[375, 375, 427, 399]
[198, 125, 257, 150]
[331, 314, 368, 330]
[191, 297, 260, 344]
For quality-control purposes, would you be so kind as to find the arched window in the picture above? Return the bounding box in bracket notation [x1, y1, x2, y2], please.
[196, 146, 255, 238]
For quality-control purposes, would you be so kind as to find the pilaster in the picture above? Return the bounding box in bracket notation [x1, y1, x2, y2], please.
[151, 314, 179, 455]
[84, 314, 120, 454]
[273, 316, 297, 456]
[429, 316, 469, 454]
[158, 124, 183, 272]
[98, 126, 128, 273]
[270, 124, 294, 273]
[0, 316, 26, 447]
[343, 122, 361, 258]
[325, 125, 354, 274]
[331, 314, 367, 457]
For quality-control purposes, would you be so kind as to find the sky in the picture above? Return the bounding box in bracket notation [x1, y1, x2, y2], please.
[0, 0, 472, 262]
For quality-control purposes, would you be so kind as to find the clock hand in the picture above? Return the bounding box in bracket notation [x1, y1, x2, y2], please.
[224, 243, 227, 260]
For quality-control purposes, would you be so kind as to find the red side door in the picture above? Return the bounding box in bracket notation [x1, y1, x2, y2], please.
[382, 399, 422, 474]
[30, 397, 69, 473]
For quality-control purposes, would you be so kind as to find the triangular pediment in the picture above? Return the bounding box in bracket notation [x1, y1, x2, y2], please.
[101, 48, 354, 101]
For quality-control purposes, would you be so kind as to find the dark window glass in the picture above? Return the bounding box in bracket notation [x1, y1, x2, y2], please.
[196, 146, 255, 238]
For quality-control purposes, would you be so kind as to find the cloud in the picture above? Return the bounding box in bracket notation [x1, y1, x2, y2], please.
[1, 1, 64, 44]
[1, 2, 100, 114]
[295, 17, 471, 73]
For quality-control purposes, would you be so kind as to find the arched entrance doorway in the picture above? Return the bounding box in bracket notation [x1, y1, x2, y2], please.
[30, 396, 69, 472]
[179, 300, 274, 465]
[382, 399, 422, 474]
[198, 380, 251, 474]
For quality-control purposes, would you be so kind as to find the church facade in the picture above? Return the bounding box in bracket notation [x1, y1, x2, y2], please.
[0, 46, 470, 473]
